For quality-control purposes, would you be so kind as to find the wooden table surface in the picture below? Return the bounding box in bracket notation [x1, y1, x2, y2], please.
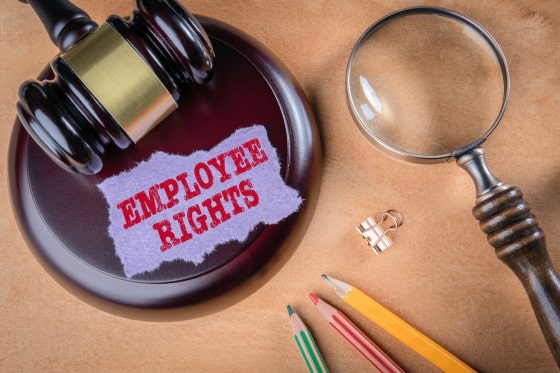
[1, 1, 559, 371]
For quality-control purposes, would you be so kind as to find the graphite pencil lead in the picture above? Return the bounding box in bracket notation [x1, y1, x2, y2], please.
[321, 274, 352, 298]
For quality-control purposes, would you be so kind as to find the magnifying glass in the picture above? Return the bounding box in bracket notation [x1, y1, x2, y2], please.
[347, 7, 560, 364]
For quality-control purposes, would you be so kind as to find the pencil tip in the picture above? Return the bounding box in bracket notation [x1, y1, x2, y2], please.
[309, 293, 319, 305]
[321, 274, 352, 298]
[287, 305, 295, 316]
[321, 274, 333, 286]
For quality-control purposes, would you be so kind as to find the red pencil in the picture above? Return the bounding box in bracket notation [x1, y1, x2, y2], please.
[309, 293, 404, 373]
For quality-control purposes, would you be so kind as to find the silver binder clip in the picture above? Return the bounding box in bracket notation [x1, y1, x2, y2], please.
[356, 210, 403, 254]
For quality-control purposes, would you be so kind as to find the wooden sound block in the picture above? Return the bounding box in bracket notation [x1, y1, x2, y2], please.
[8, 17, 321, 318]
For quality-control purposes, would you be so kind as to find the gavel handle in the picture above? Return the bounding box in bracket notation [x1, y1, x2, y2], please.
[19, 0, 97, 52]
[459, 148, 560, 366]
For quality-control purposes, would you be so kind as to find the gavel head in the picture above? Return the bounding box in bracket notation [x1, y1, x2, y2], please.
[17, 0, 215, 175]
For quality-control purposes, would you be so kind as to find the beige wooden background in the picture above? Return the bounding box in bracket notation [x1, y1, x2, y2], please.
[1, 1, 559, 371]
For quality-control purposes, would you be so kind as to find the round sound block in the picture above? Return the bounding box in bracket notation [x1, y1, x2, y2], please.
[8, 17, 321, 317]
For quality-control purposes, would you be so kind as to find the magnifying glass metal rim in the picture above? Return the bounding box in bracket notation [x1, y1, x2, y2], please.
[346, 6, 511, 163]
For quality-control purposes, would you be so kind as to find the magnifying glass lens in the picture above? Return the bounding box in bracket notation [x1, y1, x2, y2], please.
[347, 10, 507, 161]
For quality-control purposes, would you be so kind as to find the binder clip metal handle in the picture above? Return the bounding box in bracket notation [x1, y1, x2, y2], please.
[356, 210, 403, 254]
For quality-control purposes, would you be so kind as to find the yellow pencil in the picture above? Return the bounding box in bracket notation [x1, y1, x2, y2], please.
[321, 274, 476, 373]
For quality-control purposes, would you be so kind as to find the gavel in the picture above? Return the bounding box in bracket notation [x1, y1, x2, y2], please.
[16, 0, 215, 175]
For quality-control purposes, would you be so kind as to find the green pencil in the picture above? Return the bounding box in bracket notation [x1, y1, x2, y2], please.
[287, 305, 329, 373]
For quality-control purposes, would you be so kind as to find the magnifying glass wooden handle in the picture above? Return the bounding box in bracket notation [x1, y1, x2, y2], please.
[459, 148, 560, 365]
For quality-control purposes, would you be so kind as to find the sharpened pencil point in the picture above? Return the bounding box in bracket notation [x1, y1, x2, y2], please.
[309, 293, 319, 305]
[321, 274, 352, 298]
[287, 305, 295, 316]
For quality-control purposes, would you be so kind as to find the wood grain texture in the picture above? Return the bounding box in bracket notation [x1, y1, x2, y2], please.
[474, 185, 560, 365]
[1, 1, 559, 372]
